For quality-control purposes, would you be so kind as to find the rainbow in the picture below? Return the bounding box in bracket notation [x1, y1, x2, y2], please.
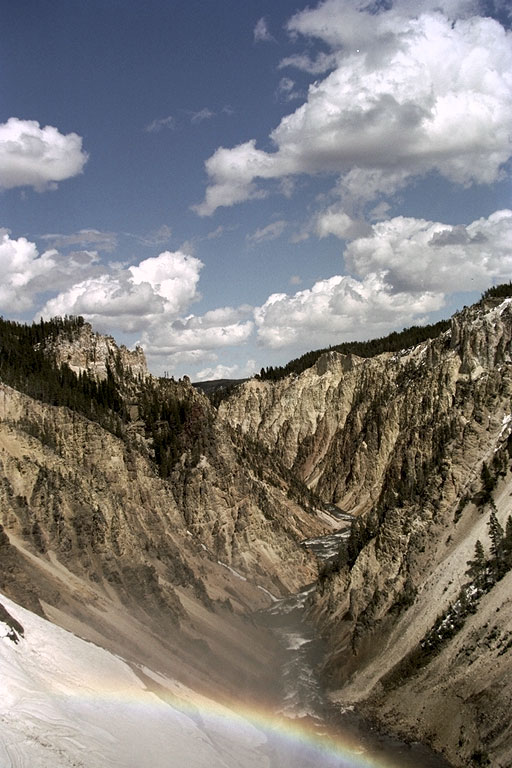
[0, 591, 441, 768]
[48, 665, 404, 768]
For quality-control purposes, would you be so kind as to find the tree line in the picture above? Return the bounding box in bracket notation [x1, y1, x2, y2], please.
[0, 316, 126, 433]
[257, 282, 512, 383]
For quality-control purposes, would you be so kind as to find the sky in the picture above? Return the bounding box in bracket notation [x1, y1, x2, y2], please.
[1, 0, 511, 380]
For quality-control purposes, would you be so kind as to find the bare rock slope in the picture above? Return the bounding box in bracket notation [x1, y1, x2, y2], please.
[0, 320, 324, 702]
[220, 297, 512, 767]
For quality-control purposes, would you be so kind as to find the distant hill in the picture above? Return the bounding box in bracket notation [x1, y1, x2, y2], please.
[192, 377, 247, 395]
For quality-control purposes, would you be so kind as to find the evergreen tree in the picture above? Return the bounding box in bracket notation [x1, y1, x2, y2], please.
[465, 539, 487, 589]
[488, 510, 505, 579]
[504, 515, 512, 569]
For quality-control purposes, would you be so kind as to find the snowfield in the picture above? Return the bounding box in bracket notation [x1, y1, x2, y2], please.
[0, 593, 270, 768]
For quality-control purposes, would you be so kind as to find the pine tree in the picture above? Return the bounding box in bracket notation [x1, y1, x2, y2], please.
[504, 515, 512, 570]
[466, 539, 487, 589]
[488, 510, 505, 580]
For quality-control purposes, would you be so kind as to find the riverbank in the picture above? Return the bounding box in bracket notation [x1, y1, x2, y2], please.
[256, 576, 454, 768]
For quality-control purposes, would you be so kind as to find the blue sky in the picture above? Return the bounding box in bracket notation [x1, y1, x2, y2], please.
[1, 0, 511, 379]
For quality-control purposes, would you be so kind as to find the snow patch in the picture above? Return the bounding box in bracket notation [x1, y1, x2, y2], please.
[217, 561, 247, 581]
[0, 593, 270, 768]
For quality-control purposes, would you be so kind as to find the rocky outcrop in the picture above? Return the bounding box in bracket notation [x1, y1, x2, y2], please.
[44, 320, 149, 382]
[220, 300, 512, 513]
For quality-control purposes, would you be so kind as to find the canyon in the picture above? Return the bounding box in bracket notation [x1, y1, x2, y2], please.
[0, 291, 511, 767]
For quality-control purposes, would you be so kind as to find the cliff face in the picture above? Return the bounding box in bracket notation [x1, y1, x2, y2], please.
[220, 300, 512, 517]
[44, 320, 149, 382]
[0, 326, 324, 700]
[220, 297, 512, 767]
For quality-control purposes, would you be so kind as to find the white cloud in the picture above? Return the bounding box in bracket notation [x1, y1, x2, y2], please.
[37, 250, 203, 333]
[315, 210, 370, 240]
[140, 314, 253, 355]
[192, 140, 274, 215]
[246, 220, 287, 244]
[0, 230, 100, 312]
[0, 118, 88, 191]
[284, 0, 481, 50]
[145, 115, 175, 133]
[34, 244, 256, 369]
[38, 274, 165, 333]
[369, 201, 392, 222]
[189, 108, 215, 125]
[40, 229, 118, 252]
[206, 225, 226, 240]
[135, 224, 173, 247]
[254, 17, 274, 43]
[254, 272, 444, 350]
[129, 251, 202, 315]
[278, 52, 338, 75]
[344, 209, 512, 293]
[276, 77, 302, 102]
[195, 359, 257, 382]
[196, 4, 512, 214]
[253, 208, 511, 351]
[0, 231, 56, 311]
[133, 304, 254, 374]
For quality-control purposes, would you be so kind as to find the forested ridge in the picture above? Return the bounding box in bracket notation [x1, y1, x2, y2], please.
[0, 315, 209, 480]
[0, 316, 126, 433]
[257, 319, 451, 381]
[2, 282, 511, 478]
[257, 282, 512, 382]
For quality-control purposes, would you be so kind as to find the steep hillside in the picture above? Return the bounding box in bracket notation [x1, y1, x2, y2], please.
[220, 296, 512, 767]
[0, 318, 326, 704]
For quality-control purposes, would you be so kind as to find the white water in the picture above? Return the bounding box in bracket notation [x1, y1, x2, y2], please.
[261, 524, 455, 768]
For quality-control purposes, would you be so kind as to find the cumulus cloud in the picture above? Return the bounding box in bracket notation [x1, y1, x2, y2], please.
[129, 251, 202, 315]
[195, 359, 257, 382]
[315, 209, 370, 240]
[0, 231, 56, 311]
[38, 274, 166, 333]
[37, 250, 203, 333]
[192, 140, 274, 215]
[253, 207, 512, 350]
[246, 220, 287, 244]
[0, 118, 88, 191]
[139, 305, 254, 355]
[254, 272, 443, 349]
[344, 209, 512, 293]
[0, 230, 100, 312]
[284, 0, 481, 50]
[33, 247, 256, 372]
[196, 2, 512, 215]
[126, 303, 254, 375]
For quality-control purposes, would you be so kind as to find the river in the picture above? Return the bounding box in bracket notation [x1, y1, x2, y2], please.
[255, 520, 454, 768]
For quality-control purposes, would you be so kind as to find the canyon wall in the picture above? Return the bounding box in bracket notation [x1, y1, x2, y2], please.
[220, 297, 512, 767]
